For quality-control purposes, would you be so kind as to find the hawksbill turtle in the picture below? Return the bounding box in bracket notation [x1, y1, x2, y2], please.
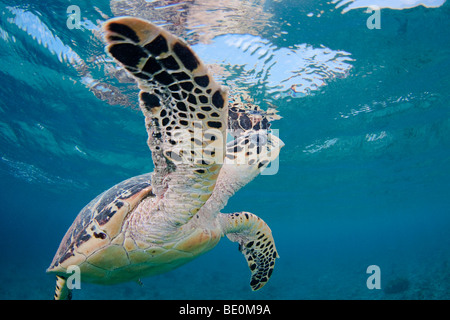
[47, 16, 283, 300]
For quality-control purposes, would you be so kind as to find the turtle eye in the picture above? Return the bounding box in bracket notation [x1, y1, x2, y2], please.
[238, 115, 251, 129]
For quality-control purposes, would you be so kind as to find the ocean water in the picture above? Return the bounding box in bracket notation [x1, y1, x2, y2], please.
[0, 0, 449, 300]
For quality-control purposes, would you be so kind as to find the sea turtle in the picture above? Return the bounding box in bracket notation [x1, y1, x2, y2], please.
[228, 101, 281, 133]
[47, 16, 283, 300]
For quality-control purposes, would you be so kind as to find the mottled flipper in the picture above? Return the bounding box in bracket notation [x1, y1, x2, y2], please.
[219, 212, 279, 291]
[53, 275, 71, 300]
[103, 17, 228, 225]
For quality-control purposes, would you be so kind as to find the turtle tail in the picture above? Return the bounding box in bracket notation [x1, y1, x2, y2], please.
[54, 275, 72, 300]
[219, 212, 279, 291]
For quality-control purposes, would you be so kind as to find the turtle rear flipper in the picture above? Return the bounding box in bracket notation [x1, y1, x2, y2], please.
[219, 212, 279, 291]
[53, 275, 72, 300]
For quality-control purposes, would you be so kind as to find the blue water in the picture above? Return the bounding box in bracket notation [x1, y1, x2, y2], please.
[0, 0, 449, 300]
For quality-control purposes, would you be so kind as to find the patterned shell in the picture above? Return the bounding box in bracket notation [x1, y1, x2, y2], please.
[48, 173, 153, 270]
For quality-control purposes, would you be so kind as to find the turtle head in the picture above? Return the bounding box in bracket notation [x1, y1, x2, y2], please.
[225, 130, 284, 175]
[219, 130, 284, 192]
[199, 130, 284, 214]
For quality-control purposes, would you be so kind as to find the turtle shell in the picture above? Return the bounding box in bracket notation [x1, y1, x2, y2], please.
[47, 173, 154, 273]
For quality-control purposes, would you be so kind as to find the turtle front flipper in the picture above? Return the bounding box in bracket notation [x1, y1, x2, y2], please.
[53, 275, 72, 300]
[219, 212, 279, 291]
[103, 17, 228, 226]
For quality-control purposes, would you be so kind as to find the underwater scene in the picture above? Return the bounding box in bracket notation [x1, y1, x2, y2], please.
[0, 0, 449, 300]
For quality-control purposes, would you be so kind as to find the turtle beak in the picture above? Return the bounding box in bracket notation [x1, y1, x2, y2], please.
[269, 134, 284, 150]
